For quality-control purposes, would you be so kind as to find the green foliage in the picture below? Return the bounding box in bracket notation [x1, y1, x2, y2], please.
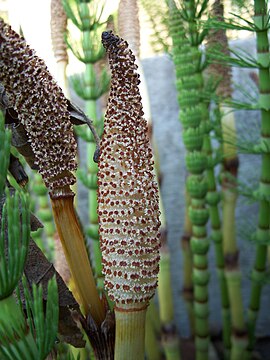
[0, 277, 59, 360]
[0, 189, 30, 299]
[65, 30, 105, 64]
[22, 276, 59, 360]
[76, 168, 97, 190]
[0, 321, 37, 360]
[62, 0, 105, 32]
[140, 0, 171, 53]
[70, 68, 110, 100]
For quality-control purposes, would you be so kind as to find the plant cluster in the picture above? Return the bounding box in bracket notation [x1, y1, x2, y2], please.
[1, 0, 270, 359]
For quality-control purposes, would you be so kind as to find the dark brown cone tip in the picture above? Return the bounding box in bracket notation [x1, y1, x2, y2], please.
[101, 30, 125, 53]
[101, 30, 117, 48]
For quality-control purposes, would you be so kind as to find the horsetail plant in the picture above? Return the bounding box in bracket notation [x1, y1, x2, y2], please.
[169, 1, 211, 358]
[18, 276, 59, 360]
[140, 0, 171, 54]
[0, 19, 105, 327]
[247, 0, 270, 356]
[62, 0, 110, 289]
[51, 0, 81, 214]
[205, 0, 241, 356]
[99, 31, 161, 360]
[206, 0, 270, 355]
[117, 0, 153, 149]
[168, 2, 195, 338]
[145, 301, 163, 360]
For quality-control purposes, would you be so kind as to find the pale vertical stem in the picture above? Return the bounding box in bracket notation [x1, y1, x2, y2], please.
[114, 307, 147, 360]
[145, 300, 162, 359]
[219, 105, 245, 356]
[56, 61, 69, 97]
[158, 246, 174, 324]
[222, 186, 246, 358]
[203, 132, 231, 358]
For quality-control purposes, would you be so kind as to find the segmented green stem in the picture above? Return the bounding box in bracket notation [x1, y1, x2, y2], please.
[84, 61, 101, 286]
[207, 0, 242, 353]
[181, 188, 195, 335]
[169, 2, 210, 358]
[247, 0, 270, 356]
[203, 133, 231, 358]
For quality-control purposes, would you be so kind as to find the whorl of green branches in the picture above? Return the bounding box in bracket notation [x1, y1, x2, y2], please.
[63, 0, 107, 63]
[62, 0, 105, 32]
[140, 0, 171, 54]
[70, 67, 110, 101]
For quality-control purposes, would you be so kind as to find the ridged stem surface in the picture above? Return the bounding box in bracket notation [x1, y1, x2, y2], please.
[114, 307, 147, 360]
[145, 303, 162, 360]
[84, 60, 102, 285]
[158, 244, 181, 359]
[207, 0, 241, 350]
[158, 247, 174, 324]
[182, 189, 195, 335]
[169, 2, 210, 357]
[203, 133, 231, 357]
[247, 0, 270, 355]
